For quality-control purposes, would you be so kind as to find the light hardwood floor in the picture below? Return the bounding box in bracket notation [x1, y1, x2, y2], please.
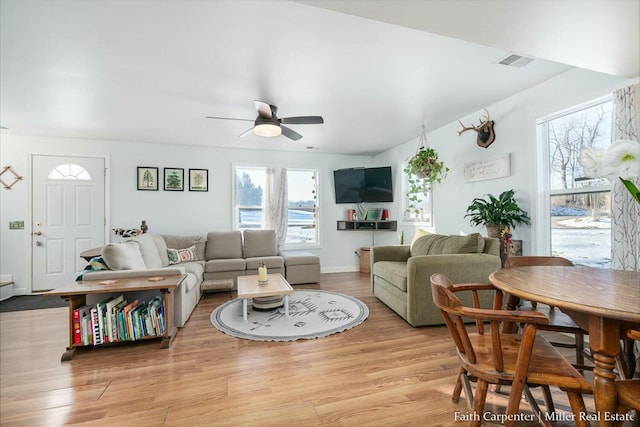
[0, 272, 600, 426]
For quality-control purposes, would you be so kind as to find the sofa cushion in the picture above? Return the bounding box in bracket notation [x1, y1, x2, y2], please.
[280, 250, 320, 266]
[179, 261, 204, 280]
[410, 232, 483, 257]
[373, 261, 408, 292]
[129, 234, 163, 269]
[101, 241, 146, 270]
[153, 235, 170, 267]
[246, 256, 285, 270]
[206, 231, 243, 259]
[243, 229, 277, 258]
[410, 228, 431, 246]
[168, 245, 198, 265]
[162, 234, 206, 260]
[205, 258, 246, 273]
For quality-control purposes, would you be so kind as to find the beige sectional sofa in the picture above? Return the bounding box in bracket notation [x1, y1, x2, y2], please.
[80, 229, 320, 328]
[371, 231, 502, 327]
[203, 230, 284, 282]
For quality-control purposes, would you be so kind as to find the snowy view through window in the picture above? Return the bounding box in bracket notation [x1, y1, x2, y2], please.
[235, 167, 318, 247]
[543, 99, 612, 267]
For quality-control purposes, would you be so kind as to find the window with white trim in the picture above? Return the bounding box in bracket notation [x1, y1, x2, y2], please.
[234, 166, 319, 248]
[538, 97, 613, 267]
[400, 160, 433, 226]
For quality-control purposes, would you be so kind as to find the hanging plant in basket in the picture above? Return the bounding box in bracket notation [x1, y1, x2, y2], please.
[403, 125, 449, 214]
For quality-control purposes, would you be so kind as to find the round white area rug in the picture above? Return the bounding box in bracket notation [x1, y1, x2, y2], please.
[210, 290, 369, 341]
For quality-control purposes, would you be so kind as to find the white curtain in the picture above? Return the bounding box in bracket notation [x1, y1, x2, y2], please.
[264, 167, 288, 249]
[611, 84, 640, 272]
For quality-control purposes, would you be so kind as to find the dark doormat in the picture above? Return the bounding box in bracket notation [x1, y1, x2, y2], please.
[0, 295, 67, 312]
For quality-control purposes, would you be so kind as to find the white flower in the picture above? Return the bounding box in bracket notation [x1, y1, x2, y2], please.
[578, 147, 605, 178]
[601, 139, 640, 179]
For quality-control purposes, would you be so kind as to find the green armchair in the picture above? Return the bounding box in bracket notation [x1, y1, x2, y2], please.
[371, 232, 502, 327]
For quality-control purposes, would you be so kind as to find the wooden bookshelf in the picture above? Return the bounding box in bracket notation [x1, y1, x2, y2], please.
[45, 274, 185, 361]
[336, 220, 397, 231]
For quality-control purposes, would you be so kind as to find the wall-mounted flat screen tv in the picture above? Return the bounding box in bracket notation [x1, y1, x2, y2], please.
[333, 166, 393, 204]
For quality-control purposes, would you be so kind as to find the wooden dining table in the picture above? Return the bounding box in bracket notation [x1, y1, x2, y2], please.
[489, 266, 640, 427]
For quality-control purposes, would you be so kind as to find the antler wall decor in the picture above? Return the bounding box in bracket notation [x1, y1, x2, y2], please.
[458, 108, 495, 148]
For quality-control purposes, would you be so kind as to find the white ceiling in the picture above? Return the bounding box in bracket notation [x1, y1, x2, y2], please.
[1, 0, 638, 155]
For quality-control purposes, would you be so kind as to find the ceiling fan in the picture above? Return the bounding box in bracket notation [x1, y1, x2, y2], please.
[207, 100, 324, 141]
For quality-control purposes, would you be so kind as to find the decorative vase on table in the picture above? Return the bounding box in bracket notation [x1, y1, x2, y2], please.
[258, 263, 268, 284]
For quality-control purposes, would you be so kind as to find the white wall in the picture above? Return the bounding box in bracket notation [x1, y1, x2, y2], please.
[0, 67, 631, 295]
[0, 135, 379, 294]
[375, 68, 632, 252]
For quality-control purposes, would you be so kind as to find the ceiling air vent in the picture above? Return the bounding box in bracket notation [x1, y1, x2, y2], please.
[497, 53, 534, 68]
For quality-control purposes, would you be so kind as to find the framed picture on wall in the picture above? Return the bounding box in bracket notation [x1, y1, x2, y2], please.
[189, 169, 208, 192]
[137, 167, 159, 191]
[164, 168, 184, 191]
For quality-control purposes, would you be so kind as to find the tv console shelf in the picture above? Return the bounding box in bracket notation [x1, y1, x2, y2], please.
[336, 220, 397, 231]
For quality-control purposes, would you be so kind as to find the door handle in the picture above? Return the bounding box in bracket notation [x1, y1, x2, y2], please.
[32, 231, 42, 236]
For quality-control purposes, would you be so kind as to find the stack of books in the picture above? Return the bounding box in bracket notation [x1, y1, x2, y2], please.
[72, 295, 166, 345]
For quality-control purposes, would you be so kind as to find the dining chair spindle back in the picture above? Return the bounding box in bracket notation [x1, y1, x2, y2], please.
[504, 256, 591, 371]
[430, 273, 592, 427]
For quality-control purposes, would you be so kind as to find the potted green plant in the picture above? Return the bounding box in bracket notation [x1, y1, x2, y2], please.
[464, 189, 531, 238]
[403, 126, 449, 214]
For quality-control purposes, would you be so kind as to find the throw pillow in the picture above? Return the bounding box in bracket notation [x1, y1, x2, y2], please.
[101, 241, 147, 270]
[410, 232, 483, 256]
[129, 234, 162, 269]
[153, 235, 170, 267]
[410, 228, 431, 247]
[167, 245, 198, 265]
[162, 235, 206, 260]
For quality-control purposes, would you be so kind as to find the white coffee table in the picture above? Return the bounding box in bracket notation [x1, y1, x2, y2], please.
[236, 273, 294, 322]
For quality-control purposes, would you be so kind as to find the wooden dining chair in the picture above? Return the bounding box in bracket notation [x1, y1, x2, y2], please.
[614, 328, 640, 424]
[430, 273, 592, 427]
[503, 256, 591, 370]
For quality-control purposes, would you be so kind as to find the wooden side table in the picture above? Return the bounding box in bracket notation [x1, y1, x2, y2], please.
[45, 274, 185, 361]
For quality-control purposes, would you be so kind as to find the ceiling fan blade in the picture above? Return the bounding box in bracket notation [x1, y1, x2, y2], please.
[206, 116, 254, 122]
[254, 100, 277, 119]
[281, 125, 302, 141]
[280, 116, 324, 125]
[238, 127, 254, 138]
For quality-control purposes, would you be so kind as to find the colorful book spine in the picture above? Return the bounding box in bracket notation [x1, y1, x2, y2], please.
[91, 308, 101, 345]
[74, 294, 167, 346]
[81, 310, 92, 345]
[73, 307, 82, 344]
[105, 295, 125, 343]
[123, 300, 139, 341]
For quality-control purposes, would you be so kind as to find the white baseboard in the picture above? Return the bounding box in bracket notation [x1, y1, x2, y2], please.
[320, 266, 360, 274]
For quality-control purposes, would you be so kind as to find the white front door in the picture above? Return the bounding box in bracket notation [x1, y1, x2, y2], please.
[32, 155, 106, 291]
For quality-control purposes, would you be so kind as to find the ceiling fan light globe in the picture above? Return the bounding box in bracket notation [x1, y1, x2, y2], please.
[254, 123, 281, 137]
